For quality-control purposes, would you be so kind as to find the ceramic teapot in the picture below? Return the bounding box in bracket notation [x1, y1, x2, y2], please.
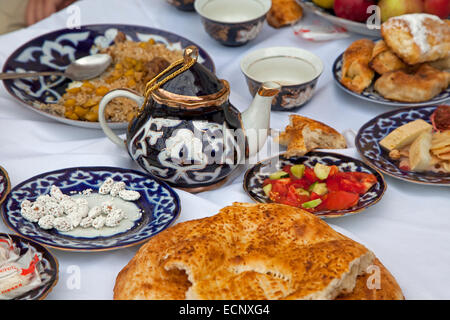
[98, 46, 280, 192]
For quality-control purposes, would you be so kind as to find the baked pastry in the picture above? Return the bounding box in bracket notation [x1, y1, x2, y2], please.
[429, 56, 450, 71]
[340, 39, 375, 93]
[381, 14, 450, 65]
[267, 0, 303, 29]
[369, 40, 407, 74]
[276, 115, 347, 157]
[374, 64, 450, 103]
[113, 203, 399, 300]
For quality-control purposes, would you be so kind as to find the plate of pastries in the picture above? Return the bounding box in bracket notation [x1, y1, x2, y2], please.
[335, 14, 450, 106]
[356, 105, 450, 186]
[113, 202, 404, 300]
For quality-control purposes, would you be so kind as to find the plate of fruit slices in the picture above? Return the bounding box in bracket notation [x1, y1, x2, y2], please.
[243, 151, 386, 218]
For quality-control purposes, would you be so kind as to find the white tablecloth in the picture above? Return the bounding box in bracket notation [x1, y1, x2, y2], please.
[0, 0, 449, 300]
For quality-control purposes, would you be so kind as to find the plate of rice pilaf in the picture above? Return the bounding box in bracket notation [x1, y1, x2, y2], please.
[2, 24, 215, 129]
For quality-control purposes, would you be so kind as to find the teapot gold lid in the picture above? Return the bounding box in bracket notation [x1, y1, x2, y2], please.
[144, 46, 230, 109]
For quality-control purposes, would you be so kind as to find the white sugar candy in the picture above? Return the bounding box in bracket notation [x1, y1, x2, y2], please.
[53, 217, 73, 232]
[101, 201, 115, 215]
[50, 185, 65, 201]
[110, 182, 126, 197]
[105, 209, 125, 227]
[118, 189, 140, 201]
[38, 215, 55, 230]
[99, 177, 114, 195]
[87, 206, 102, 219]
[92, 216, 106, 229]
[80, 217, 93, 228]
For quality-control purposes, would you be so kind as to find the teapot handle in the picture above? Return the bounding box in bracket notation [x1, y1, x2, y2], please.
[98, 89, 145, 148]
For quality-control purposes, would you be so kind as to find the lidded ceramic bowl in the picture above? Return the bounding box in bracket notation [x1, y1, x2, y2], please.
[166, 0, 195, 11]
[195, 0, 272, 46]
[241, 46, 324, 111]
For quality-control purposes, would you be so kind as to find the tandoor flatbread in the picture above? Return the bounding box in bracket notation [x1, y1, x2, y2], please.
[114, 203, 403, 300]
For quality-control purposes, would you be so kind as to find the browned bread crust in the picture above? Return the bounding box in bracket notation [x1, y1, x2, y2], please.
[340, 39, 375, 93]
[374, 64, 450, 102]
[381, 14, 450, 65]
[114, 203, 379, 300]
[337, 258, 404, 300]
[276, 115, 347, 157]
[267, 0, 303, 28]
[370, 40, 408, 74]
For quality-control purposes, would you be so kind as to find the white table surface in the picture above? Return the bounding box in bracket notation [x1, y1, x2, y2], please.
[0, 0, 449, 300]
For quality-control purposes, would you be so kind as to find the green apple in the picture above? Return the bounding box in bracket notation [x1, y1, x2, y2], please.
[313, 0, 335, 9]
[379, 0, 424, 22]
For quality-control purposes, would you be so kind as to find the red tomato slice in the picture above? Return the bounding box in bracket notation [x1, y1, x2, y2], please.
[339, 178, 366, 194]
[328, 165, 339, 177]
[282, 165, 292, 173]
[271, 179, 290, 197]
[304, 168, 318, 184]
[310, 192, 321, 200]
[324, 191, 359, 211]
[289, 178, 310, 189]
[338, 172, 377, 194]
[326, 176, 340, 192]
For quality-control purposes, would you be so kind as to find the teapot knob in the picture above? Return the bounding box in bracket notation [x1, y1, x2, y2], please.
[184, 46, 199, 63]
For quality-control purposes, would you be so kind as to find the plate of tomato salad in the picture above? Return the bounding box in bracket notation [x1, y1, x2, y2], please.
[243, 152, 386, 218]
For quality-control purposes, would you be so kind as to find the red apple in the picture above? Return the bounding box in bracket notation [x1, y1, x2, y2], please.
[424, 0, 450, 19]
[334, 0, 377, 22]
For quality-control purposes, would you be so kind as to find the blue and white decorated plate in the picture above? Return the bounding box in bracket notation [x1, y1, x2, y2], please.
[0, 233, 59, 300]
[333, 53, 450, 107]
[0, 166, 11, 206]
[2, 24, 215, 129]
[1, 167, 181, 251]
[356, 106, 450, 186]
[243, 152, 386, 218]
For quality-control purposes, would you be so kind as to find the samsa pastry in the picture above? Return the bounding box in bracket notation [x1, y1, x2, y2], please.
[381, 14, 450, 65]
[374, 64, 450, 103]
[369, 40, 407, 74]
[429, 56, 450, 71]
[275, 115, 347, 157]
[114, 203, 404, 300]
[267, 0, 303, 28]
[340, 39, 375, 93]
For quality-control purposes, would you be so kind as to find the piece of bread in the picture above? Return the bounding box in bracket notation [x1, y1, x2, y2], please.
[275, 115, 347, 157]
[114, 203, 379, 300]
[374, 64, 450, 103]
[381, 14, 450, 65]
[340, 39, 375, 93]
[380, 119, 432, 151]
[369, 40, 408, 74]
[336, 258, 404, 300]
[267, 0, 303, 29]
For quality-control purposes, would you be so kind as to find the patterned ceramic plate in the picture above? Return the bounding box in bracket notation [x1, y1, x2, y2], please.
[333, 53, 450, 107]
[0, 233, 58, 300]
[0, 166, 11, 206]
[299, 0, 380, 37]
[2, 24, 215, 129]
[1, 167, 181, 251]
[356, 106, 450, 186]
[243, 152, 386, 218]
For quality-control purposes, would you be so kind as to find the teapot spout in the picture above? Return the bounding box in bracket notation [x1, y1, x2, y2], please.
[241, 81, 281, 157]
